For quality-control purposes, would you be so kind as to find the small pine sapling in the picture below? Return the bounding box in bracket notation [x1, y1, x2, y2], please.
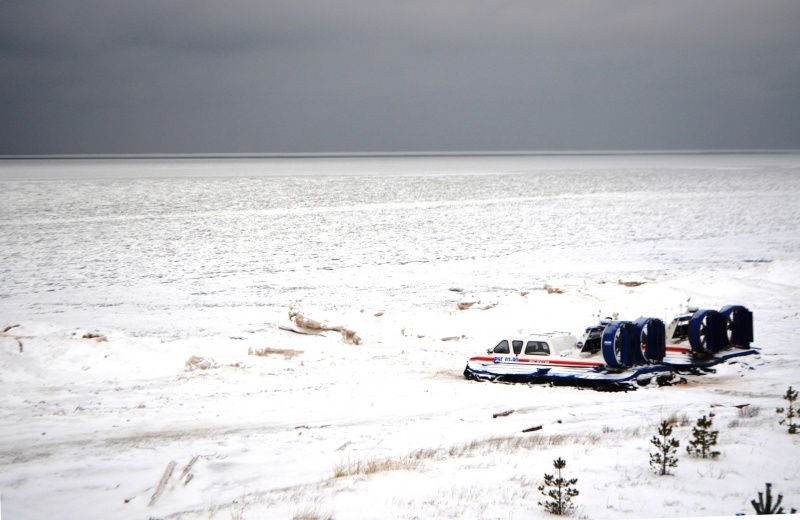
[649, 420, 680, 475]
[751, 482, 797, 515]
[538, 457, 579, 516]
[776, 386, 798, 434]
[686, 414, 720, 459]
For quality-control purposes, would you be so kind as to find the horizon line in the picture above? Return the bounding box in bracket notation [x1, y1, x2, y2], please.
[1, 149, 799, 160]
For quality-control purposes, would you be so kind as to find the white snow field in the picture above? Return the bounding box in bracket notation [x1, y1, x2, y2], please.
[1, 154, 799, 519]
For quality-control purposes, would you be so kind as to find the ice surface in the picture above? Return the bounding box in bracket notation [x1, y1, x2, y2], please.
[1, 154, 799, 519]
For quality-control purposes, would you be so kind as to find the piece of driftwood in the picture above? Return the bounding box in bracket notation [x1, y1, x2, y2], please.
[82, 332, 108, 342]
[522, 425, 543, 433]
[149, 460, 176, 506]
[287, 306, 360, 344]
[493, 409, 514, 418]
[1, 325, 24, 352]
[180, 456, 199, 486]
[278, 324, 325, 336]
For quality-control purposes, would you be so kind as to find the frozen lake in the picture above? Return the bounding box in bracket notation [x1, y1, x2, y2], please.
[2, 153, 799, 338]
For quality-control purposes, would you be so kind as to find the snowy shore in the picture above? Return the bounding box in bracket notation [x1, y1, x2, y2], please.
[1, 155, 799, 519]
[2, 261, 799, 519]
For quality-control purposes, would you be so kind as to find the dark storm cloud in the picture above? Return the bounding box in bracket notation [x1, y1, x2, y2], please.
[1, 1, 799, 154]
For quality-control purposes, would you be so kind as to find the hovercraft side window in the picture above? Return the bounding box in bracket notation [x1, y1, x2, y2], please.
[512, 340, 523, 355]
[493, 340, 510, 354]
[525, 341, 550, 355]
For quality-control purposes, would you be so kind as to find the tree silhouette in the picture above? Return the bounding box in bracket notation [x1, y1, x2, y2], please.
[751, 483, 797, 515]
[687, 414, 720, 458]
[776, 386, 798, 434]
[538, 457, 579, 515]
[650, 420, 680, 475]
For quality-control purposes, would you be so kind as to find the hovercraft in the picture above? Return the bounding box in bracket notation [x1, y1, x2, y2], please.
[463, 305, 758, 389]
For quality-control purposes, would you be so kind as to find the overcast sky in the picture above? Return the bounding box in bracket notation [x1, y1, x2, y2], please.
[1, 1, 799, 155]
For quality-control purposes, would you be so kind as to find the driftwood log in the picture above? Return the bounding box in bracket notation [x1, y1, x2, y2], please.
[288, 306, 361, 345]
[148, 460, 176, 506]
[493, 409, 514, 418]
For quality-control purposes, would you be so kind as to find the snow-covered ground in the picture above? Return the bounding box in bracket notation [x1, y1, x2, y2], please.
[1, 154, 799, 519]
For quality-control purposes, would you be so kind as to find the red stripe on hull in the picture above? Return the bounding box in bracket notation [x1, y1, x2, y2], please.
[666, 344, 691, 353]
[468, 356, 603, 368]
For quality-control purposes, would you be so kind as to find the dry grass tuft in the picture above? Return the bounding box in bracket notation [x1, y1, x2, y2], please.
[331, 433, 601, 480]
[333, 454, 422, 478]
[664, 411, 690, 427]
[737, 404, 760, 418]
[545, 285, 564, 294]
[228, 498, 249, 520]
[433, 433, 599, 461]
[248, 346, 303, 359]
[292, 505, 335, 520]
